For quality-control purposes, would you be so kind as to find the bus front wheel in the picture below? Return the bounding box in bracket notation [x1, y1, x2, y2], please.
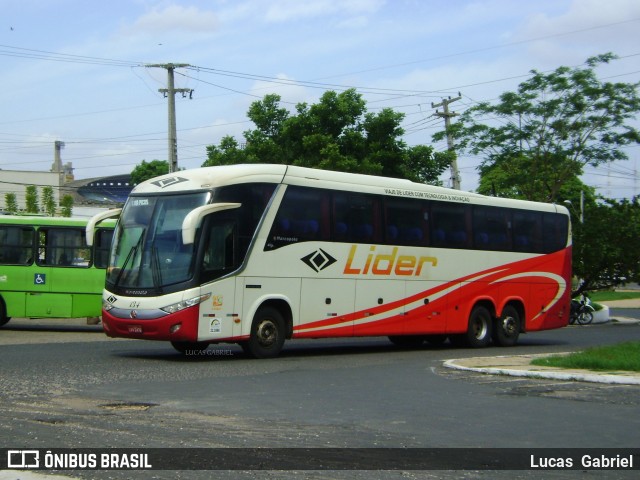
[0, 301, 10, 328]
[242, 307, 285, 359]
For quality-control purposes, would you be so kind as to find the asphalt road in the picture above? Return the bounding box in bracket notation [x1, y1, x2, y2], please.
[0, 311, 639, 480]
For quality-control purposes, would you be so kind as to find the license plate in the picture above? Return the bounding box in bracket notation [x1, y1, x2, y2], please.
[128, 325, 143, 334]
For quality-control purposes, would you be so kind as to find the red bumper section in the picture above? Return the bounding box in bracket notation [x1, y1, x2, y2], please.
[102, 306, 200, 342]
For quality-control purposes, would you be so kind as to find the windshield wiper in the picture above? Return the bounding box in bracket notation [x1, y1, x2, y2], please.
[151, 246, 163, 289]
[114, 229, 146, 286]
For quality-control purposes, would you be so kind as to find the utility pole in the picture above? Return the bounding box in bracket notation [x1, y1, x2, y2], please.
[146, 63, 193, 173]
[432, 94, 461, 189]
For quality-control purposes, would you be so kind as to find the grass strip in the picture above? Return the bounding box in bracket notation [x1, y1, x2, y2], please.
[530, 341, 640, 372]
[589, 291, 640, 302]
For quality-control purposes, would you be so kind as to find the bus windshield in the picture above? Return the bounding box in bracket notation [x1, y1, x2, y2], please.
[107, 192, 210, 289]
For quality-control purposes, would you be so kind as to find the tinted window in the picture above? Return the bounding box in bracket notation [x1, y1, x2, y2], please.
[473, 206, 510, 251]
[512, 210, 542, 253]
[38, 228, 89, 267]
[333, 191, 381, 244]
[385, 197, 429, 246]
[542, 213, 569, 253]
[266, 186, 329, 250]
[94, 228, 114, 268]
[431, 203, 469, 248]
[0, 226, 33, 265]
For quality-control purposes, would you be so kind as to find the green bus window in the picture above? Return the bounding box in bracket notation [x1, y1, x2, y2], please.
[0, 226, 33, 265]
[38, 228, 88, 267]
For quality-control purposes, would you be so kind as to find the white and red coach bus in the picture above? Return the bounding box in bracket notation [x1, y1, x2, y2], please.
[88, 164, 571, 357]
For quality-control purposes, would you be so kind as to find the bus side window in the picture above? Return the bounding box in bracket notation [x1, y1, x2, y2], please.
[93, 228, 114, 268]
[473, 206, 510, 251]
[201, 218, 238, 281]
[512, 211, 542, 253]
[431, 203, 470, 248]
[384, 197, 428, 246]
[0, 226, 34, 265]
[266, 186, 329, 250]
[38, 228, 88, 267]
[333, 191, 381, 244]
[542, 213, 569, 253]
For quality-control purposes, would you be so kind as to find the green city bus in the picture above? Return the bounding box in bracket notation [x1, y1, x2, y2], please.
[0, 215, 115, 327]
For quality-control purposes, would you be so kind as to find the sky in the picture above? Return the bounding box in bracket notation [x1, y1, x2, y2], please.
[1, 0, 639, 200]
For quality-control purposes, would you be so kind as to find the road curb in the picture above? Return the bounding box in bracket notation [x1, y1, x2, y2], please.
[443, 354, 640, 385]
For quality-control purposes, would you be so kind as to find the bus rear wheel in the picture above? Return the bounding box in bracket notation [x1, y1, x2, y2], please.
[493, 305, 521, 347]
[242, 307, 285, 359]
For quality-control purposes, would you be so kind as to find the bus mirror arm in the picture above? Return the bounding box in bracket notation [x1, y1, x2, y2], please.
[86, 208, 122, 246]
[182, 203, 241, 245]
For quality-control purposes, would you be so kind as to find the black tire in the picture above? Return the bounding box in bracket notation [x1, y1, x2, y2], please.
[462, 305, 493, 348]
[493, 305, 521, 347]
[243, 307, 285, 359]
[171, 341, 209, 354]
[388, 335, 425, 348]
[577, 310, 594, 325]
[0, 300, 10, 328]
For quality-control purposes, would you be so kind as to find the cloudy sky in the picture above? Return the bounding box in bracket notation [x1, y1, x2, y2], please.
[1, 0, 639, 199]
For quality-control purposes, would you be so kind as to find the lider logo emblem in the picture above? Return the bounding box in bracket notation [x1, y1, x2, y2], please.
[150, 176, 188, 188]
[301, 249, 337, 272]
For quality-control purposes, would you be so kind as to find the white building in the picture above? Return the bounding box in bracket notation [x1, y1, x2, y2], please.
[0, 170, 62, 211]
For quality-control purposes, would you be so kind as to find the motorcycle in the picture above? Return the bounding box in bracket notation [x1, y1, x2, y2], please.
[569, 296, 595, 325]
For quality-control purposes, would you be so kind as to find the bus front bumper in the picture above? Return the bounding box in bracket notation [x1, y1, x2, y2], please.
[102, 306, 199, 342]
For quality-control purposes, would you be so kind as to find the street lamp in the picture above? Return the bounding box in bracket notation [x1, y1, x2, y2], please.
[563, 193, 586, 295]
[563, 191, 584, 224]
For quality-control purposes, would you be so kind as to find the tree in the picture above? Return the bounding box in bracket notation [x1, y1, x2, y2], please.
[205, 136, 250, 166]
[204, 89, 450, 184]
[60, 195, 74, 217]
[25, 185, 39, 214]
[435, 53, 640, 202]
[130, 160, 169, 185]
[572, 197, 640, 294]
[42, 186, 56, 216]
[4, 193, 17, 214]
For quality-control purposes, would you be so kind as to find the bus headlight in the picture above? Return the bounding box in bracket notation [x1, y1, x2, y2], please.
[160, 293, 211, 314]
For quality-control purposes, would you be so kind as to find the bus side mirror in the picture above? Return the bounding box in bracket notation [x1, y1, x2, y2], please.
[182, 203, 241, 245]
[86, 208, 122, 246]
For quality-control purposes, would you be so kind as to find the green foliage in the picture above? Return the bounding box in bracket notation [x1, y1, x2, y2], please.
[42, 186, 56, 216]
[60, 195, 74, 217]
[573, 197, 640, 292]
[436, 53, 640, 202]
[531, 342, 640, 372]
[130, 160, 169, 185]
[4, 193, 17, 214]
[25, 185, 39, 213]
[204, 89, 449, 183]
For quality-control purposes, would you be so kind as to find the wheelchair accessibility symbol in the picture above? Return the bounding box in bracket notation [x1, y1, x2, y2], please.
[34, 273, 46, 285]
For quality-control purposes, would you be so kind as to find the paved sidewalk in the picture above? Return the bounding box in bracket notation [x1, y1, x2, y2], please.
[601, 298, 640, 308]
